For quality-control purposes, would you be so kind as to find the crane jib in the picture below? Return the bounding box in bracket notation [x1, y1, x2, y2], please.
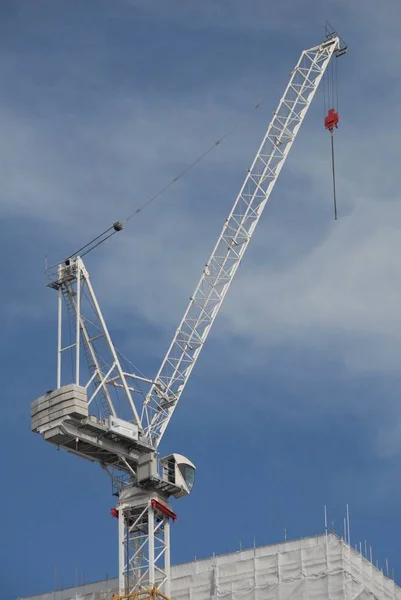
[142, 35, 345, 448]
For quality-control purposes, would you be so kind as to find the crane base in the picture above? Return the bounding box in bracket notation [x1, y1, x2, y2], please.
[112, 585, 170, 600]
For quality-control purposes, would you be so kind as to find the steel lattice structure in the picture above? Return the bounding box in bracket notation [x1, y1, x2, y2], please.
[32, 32, 346, 599]
[141, 35, 345, 447]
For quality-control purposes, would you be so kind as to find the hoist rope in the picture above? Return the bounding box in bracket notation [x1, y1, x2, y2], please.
[330, 133, 338, 221]
[66, 97, 269, 261]
[335, 54, 339, 113]
[322, 41, 341, 221]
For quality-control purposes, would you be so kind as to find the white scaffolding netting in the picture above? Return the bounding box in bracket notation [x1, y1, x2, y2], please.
[20, 534, 401, 600]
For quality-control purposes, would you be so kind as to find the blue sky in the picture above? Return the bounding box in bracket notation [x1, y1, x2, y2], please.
[2, 1, 401, 598]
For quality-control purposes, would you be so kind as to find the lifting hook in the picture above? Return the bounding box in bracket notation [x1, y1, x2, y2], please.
[324, 108, 340, 220]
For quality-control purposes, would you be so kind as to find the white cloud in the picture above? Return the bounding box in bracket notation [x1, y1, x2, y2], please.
[92, 118, 401, 382]
[3, 0, 401, 384]
[222, 197, 401, 345]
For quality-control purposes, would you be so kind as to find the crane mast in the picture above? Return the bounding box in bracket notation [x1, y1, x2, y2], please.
[31, 32, 346, 600]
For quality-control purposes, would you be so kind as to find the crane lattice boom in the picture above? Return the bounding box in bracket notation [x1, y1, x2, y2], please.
[142, 36, 343, 447]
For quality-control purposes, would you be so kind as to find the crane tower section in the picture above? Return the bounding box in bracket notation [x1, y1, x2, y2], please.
[31, 32, 346, 598]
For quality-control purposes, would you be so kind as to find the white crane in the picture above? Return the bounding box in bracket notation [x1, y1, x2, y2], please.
[31, 31, 346, 600]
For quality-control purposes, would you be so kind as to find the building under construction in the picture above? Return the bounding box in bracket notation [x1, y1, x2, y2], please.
[20, 533, 401, 600]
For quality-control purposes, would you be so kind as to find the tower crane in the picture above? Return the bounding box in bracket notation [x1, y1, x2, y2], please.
[31, 31, 347, 600]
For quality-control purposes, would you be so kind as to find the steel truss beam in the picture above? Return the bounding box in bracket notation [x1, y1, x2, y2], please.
[141, 36, 343, 447]
[118, 490, 172, 597]
[51, 257, 142, 427]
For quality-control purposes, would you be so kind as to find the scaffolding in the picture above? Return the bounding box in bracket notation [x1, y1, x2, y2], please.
[19, 533, 401, 600]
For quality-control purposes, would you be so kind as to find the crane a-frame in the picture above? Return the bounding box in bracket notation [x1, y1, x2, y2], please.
[31, 32, 346, 599]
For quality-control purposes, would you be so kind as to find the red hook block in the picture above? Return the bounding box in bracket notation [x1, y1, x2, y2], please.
[324, 108, 339, 132]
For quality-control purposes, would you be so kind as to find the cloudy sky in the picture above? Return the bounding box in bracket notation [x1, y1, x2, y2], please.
[2, 1, 401, 598]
